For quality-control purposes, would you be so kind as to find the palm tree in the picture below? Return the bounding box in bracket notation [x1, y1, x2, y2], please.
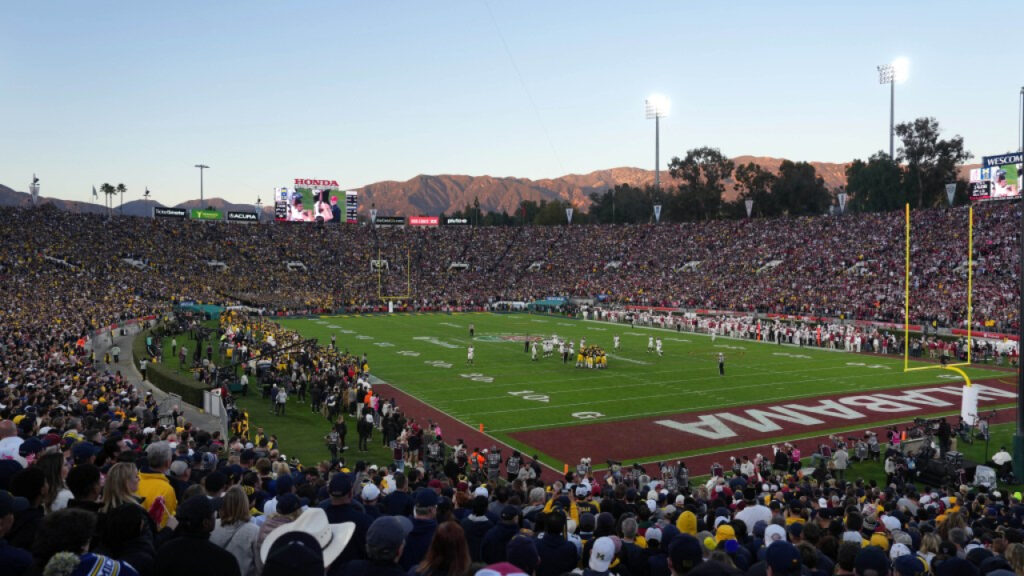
[116, 183, 127, 215]
[100, 183, 115, 217]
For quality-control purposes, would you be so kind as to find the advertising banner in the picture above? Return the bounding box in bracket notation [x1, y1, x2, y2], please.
[154, 207, 187, 219]
[409, 216, 439, 227]
[373, 215, 406, 226]
[444, 217, 470, 226]
[276, 179, 342, 223]
[226, 211, 259, 223]
[190, 209, 223, 221]
[970, 153, 1022, 202]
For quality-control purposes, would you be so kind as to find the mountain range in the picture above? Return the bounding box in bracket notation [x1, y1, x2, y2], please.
[0, 156, 969, 218]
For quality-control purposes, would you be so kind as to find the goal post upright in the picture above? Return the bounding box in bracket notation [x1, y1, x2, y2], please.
[903, 204, 976, 402]
[377, 245, 412, 302]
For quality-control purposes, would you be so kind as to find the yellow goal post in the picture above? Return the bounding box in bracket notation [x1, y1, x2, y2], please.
[903, 203, 973, 381]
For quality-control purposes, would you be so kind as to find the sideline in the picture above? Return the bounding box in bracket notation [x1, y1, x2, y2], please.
[93, 324, 224, 435]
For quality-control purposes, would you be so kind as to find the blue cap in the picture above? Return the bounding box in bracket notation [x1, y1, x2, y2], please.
[766, 541, 802, 575]
[366, 515, 413, 553]
[415, 488, 439, 508]
[329, 473, 354, 497]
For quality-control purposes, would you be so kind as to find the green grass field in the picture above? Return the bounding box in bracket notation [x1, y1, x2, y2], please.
[265, 312, 1008, 464]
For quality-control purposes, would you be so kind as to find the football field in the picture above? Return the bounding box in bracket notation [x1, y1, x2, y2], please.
[277, 312, 1015, 470]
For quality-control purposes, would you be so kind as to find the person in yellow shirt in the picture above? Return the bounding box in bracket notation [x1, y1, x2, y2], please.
[136, 441, 178, 528]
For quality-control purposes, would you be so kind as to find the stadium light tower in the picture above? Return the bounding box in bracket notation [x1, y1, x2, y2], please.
[194, 164, 209, 204]
[645, 94, 670, 192]
[877, 58, 909, 160]
[1016, 86, 1024, 481]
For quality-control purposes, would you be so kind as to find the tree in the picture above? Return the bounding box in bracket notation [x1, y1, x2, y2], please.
[770, 160, 831, 216]
[116, 183, 127, 215]
[587, 184, 655, 224]
[732, 162, 778, 218]
[534, 199, 572, 226]
[895, 117, 972, 209]
[667, 147, 735, 221]
[845, 152, 904, 212]
[100, 183, 115, 216]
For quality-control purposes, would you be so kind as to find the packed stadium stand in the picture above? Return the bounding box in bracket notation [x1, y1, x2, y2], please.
[0, 202, 1021, 576]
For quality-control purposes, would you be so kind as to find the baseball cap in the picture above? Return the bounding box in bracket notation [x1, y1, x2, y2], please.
[366, 515, 413, 555]
[277, 493, 307, 515]
[668, 534, 703, 573]
[892, 554, 928, 576]
[589, 537, 615, 572]
[176, 494, 221, 524]
[764, 523, 787, 545]
[329, 473, 354, 497]
[500, 505, 520, 521]
[415, 488, 439, 508]
[855, 546, 891, 575]
[645, 527, 663, 543]
[765, 541, 802, 575]
[0, 490, 29, 517]
[474, 563, 529, 576]
[506, 535, 539, 574]
[361, 483, 380, 501]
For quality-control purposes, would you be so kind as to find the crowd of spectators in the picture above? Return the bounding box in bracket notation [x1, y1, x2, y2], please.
[2, 202, 1017, 330]
[0, 201, 1022, 575]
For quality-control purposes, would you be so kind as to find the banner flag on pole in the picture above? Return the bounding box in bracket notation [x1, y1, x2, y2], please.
[654, 204, 662, 223]
[945, 183, 957, 206]
[566, 207, 573, 225]
[744, 199, 753, 218]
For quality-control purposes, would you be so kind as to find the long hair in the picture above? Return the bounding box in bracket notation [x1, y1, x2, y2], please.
[219, 485, 251, 525]
[101, 462, 141, 513]
[416, 521, 471, 576]
[34, 452, 68, 512]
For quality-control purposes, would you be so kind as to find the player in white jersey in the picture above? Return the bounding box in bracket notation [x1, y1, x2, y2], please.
[655, 338, 663, 357]
[710, 326, 717, 342]
[613, 335, 620, 350]
[531, 342, 538, 361]
[648, 336, 655, 353]
[467, 345, 475, 366]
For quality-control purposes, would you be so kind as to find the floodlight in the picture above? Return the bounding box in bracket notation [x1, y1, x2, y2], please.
[892, 58, 910, 83]
[645, 94, 670, 119]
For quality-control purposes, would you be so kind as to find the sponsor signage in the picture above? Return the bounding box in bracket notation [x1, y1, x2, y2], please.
[373, 215, 406, 226]
[294, 178, 340, 187]
[409, 216, 439, 227]
[970, 153, 1022, 202]
[190, 209, 223, 220]
[444, 217, 469, 226]
[226, 211, 259, 222]
[983, 153, 1024, 168]
[153, 206, 187, 219]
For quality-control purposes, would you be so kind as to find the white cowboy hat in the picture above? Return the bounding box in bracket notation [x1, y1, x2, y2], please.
[260, 507, 354, 567]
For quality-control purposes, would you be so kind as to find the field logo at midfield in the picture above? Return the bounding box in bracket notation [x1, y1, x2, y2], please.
[439, 322, 461, 328]
[475, 334, 542, 343]
[412, 336, 460, 349]
[655, 384, 1014, 440]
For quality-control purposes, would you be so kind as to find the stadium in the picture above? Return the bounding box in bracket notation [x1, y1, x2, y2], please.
[4, 4, 1024, 576]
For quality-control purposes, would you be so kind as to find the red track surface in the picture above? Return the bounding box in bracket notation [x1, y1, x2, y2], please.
[376, 376, 1018, 483]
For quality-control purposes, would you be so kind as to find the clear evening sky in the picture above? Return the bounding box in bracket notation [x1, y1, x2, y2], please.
[1, 0, 1020, 206]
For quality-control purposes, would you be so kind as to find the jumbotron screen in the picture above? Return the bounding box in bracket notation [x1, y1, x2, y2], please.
[970, 153, 1022, 202]
[275, 179, 357, 223]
